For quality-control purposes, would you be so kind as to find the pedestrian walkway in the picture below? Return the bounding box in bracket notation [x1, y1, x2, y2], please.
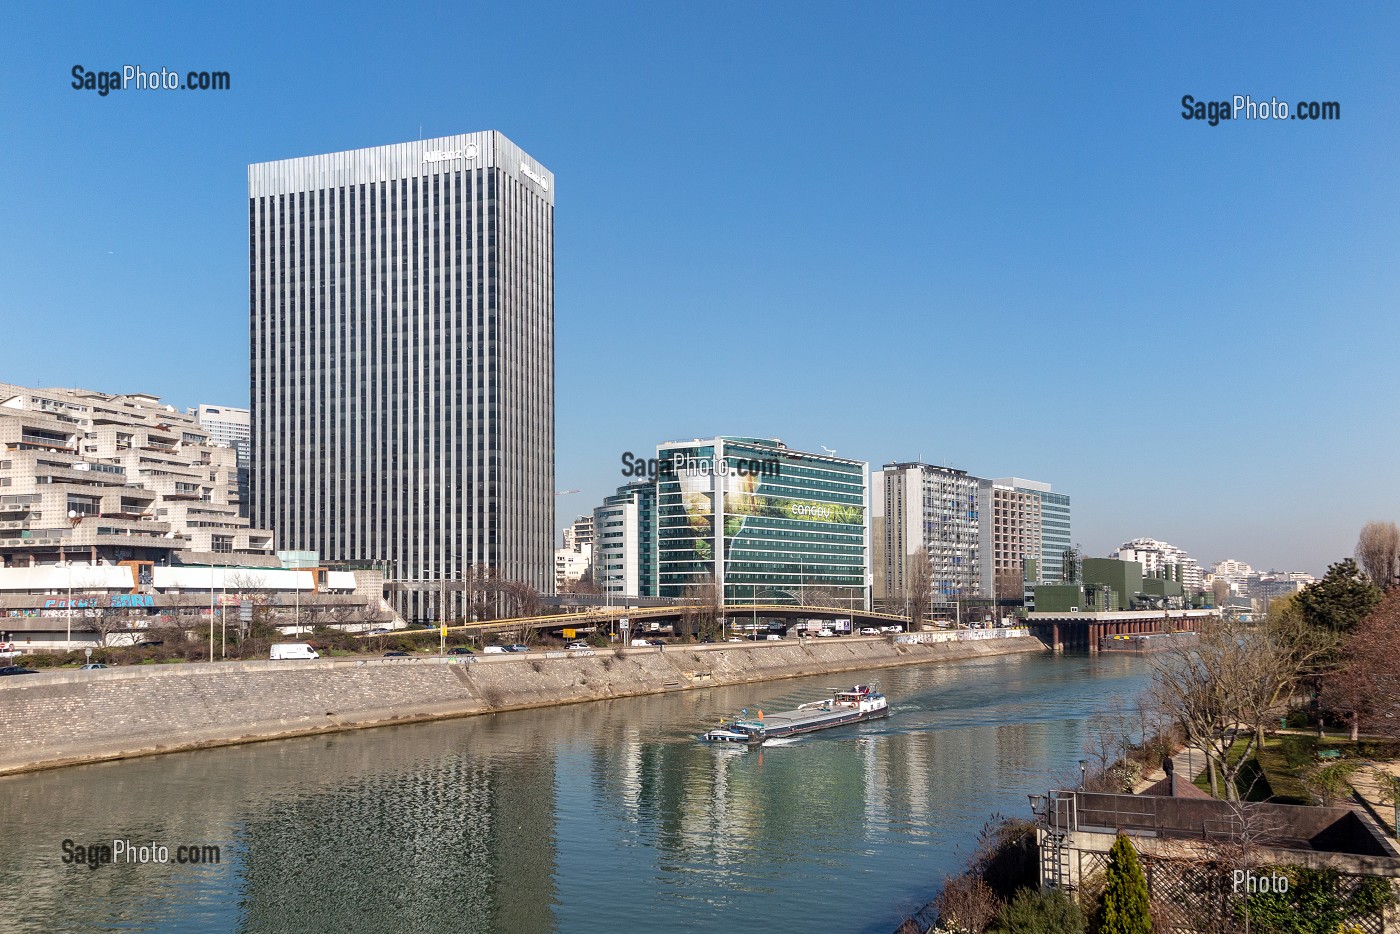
[1132, 745, 1209, 794]
[1347, 760, 1400, 838]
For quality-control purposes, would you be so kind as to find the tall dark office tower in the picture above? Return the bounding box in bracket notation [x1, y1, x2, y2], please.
[249, 133, 554, 618]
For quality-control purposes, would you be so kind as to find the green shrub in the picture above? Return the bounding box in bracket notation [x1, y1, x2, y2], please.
[1240, 867, 1395, 934]
[986, 888, 1084, 934]
[1091, 834, 1152, 934]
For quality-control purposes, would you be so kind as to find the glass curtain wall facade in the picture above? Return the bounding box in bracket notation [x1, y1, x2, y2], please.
[656, 437, 868, 609]
[1038, 491, 1072, 582]
[249, 132, 555, 620]
[592, 480, 656, 599]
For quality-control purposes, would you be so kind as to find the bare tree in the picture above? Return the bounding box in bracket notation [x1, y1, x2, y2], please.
[1356, 521, 1400, 590]
[934, 873, 999, 933]
[1211, 578, 1231, 609]
[91, 605, 137, 647]
[226, 571, 268, 640]
[678, 575, 722, 642]
[1083, 702, 1138, 791]
[560, 568, 601, 595]
[1322, 588, 1400, 739]
[498, 576, 546, 621]
[461, 564, 501, 622]
[1149, 617, 1293, 800]
[906, 552, 933, 631]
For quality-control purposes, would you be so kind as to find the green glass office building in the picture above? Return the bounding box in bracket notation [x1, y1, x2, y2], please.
[655, 437, 868, 608]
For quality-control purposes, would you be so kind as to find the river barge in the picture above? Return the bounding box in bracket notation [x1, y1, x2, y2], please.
[699, 684, 889, 745]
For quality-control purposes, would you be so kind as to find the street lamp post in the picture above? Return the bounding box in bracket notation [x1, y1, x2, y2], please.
[66, 559, 73, 653]
[1079, 759, 1088, 790]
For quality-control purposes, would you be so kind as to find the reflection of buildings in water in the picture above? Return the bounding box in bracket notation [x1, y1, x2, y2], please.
[614, 733, 877, 872]
[869, 730, 935, 829]
[234, 750, 557, 934]
[0, 716, 561, 934]
[992, 722, 1034, 774]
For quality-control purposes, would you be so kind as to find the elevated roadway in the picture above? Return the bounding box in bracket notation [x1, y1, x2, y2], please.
[357, 604, 913, 641]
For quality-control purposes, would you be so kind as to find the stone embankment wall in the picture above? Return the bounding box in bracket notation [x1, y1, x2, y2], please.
[0, 634, 1044, 775]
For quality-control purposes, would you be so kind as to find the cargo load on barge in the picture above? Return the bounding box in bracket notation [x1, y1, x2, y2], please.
[698, 684, 889, 745]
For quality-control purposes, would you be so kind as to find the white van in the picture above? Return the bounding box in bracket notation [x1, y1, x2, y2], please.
[270, 643, 319, 660]
[482, 645, 507, 655]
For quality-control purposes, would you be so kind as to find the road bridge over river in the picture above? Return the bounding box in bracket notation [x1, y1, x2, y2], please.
[357, 604, 915, 641]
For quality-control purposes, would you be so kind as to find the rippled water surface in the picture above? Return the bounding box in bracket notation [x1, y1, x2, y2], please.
[0, 651, 1150, 933]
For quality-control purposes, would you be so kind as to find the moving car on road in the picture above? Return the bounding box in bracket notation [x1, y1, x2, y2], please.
[0, 665, 38, 676]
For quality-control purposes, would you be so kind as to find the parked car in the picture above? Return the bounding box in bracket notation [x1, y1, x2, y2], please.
[859, 627, 880, 635]
[0, 665, 38, 676]
[368, 627, 390, 635]
[78, 663, 108, 670]
[447, 647, 474, 655]
[383, 651, 410, 657]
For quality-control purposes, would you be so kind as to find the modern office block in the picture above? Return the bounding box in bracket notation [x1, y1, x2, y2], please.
[593, 480, 657, 599]
[872, 462, 981, 610]
[656, 437, 868, 609]
[249, 132, 554, 618]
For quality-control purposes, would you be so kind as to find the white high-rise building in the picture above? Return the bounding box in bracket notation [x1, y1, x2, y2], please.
[191, 404, 250, 456]
[1210, 558, 1254, 594]
[872, 462, 981, 608]
[249, 133, 556, 620]
[1116, 538, 1202, 592]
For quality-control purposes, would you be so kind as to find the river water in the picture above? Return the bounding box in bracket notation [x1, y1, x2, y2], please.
[0, 650, 1150, 933]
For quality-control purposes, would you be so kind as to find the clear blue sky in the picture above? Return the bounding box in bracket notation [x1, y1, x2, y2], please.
[3, 1, 1397, 575]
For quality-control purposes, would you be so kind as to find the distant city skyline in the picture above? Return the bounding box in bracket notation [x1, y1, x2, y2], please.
[6, 2, 1398, 577]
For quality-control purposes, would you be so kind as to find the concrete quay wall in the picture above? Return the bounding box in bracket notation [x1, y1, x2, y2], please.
[0, 634, 1045, 775]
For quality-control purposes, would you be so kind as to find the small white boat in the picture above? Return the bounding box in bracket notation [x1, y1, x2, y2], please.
[698, 724, 766, 745]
